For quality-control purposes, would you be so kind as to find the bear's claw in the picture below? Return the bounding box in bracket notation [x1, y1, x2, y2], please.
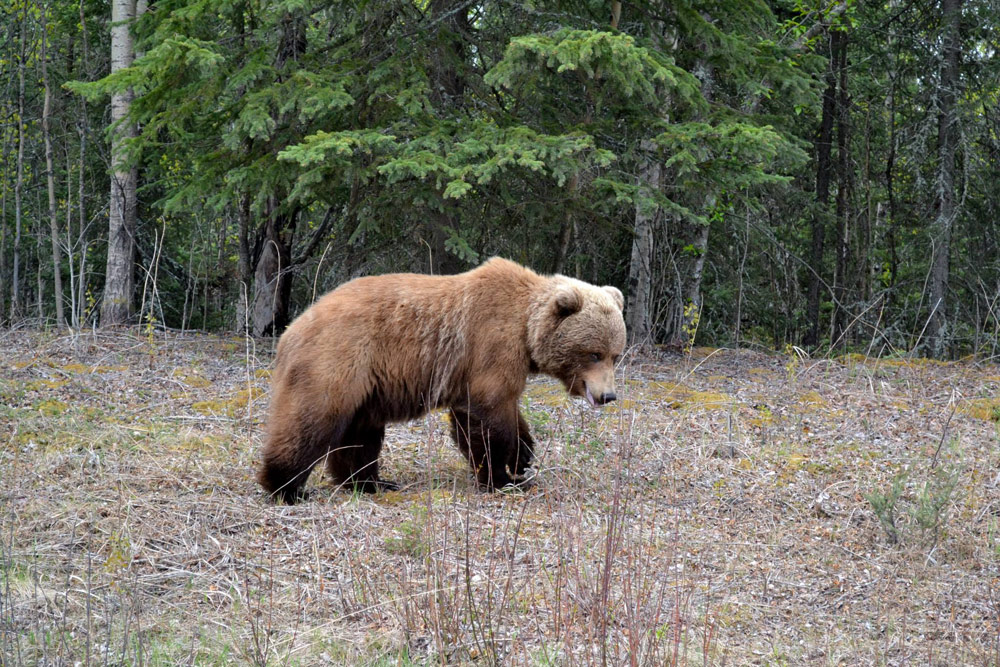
[270, 487, 310, 505]
[352, 479, 399, 494]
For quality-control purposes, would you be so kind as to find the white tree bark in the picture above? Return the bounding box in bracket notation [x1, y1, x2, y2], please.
[101, 0, 138, 326]
[41, 4, 65, 327]
[683, 221, 710, 338]
[76, 0, 90, 327]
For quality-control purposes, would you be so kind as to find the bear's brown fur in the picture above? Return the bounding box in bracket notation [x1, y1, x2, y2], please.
[257, 257, 626, 502]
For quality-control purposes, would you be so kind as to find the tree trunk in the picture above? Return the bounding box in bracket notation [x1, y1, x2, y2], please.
[734, 208, 751, 346]
[553, 173, 579, 275]
[12, 6, 27, 321]
[340, 177, 367, 281]
[681, 222, 710, 347]
[251, 213, 293, 337]
[65, 149, 77, 327]
[885, 64, 899, 308]
[858, 107, 876, 341]
[101, 0, 138, 326]
[76, 0, 90, 327]
[830, 30, 850, 348]
[804, 30, 841, 347]
[37, 241, 45, 320]
[428, 0, 468, 104]
[41, 5, 66, 327]
[0, 180, 5, 325]
[0, 118, 9, 321]
[236, 194, 253, 332]
[676, 62, 715, 350]
[244, 11, 309, 336]
[76, 135, 90, 326]
[927, 0, 962, 358]
[626, 140, 660, 347]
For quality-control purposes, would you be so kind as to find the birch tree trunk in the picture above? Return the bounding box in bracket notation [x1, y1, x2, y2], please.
[927, 0, 962, 358]
[65, 149, 77, 326]
[101, 0, 138, 326]
[682, 221, 710, 344]
[76, 0, 90, 327]
[41, 4, 65, 327]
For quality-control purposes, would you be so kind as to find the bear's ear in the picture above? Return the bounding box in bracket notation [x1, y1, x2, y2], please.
[552, 285, 583, 319]
[603, 286, 624, 312]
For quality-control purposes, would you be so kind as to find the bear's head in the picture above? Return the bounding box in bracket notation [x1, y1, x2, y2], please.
[528, 278, 627, 407]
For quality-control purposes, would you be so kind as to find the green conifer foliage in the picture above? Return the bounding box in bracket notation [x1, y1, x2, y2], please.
[44, 0, 999, 352]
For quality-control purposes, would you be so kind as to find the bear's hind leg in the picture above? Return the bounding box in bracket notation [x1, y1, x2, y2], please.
[328, 417, 397, 493]
[259, 414, 349, 504]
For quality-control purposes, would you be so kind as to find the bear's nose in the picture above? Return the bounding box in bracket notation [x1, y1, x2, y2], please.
[597, 392, 617, 405]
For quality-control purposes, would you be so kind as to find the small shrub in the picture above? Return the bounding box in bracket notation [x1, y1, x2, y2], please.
[866, 440, 964, 550]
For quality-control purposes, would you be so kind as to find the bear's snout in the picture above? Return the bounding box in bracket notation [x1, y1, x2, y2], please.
[582, 380, 617, 408]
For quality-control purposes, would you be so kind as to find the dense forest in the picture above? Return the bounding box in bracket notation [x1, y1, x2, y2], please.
[0, 0, 997, 358]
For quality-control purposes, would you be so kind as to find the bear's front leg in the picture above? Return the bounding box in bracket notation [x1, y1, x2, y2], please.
[449, 406, 517, 490]
[508, 411, 535, 480]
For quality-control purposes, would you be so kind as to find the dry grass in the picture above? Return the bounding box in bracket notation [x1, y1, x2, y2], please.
[1, 329, 999, 665]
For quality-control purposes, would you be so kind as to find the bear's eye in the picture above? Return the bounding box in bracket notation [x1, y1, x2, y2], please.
[589, 353, 601, 363]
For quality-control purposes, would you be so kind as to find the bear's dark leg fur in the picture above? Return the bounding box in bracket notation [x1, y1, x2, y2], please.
[449, 408, 518, 489]
[328, 415, 398, 493]
[259, 414, 350, 504]
[508, 411, 535, 479]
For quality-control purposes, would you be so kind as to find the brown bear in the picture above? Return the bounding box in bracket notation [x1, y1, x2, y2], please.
[257, 257, 625, 503]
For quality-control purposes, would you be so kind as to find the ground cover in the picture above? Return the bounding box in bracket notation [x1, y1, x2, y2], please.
[1, 329, 998, 665]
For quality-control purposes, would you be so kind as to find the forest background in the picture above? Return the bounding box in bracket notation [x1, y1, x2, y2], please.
[1, 0, 998, 359]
